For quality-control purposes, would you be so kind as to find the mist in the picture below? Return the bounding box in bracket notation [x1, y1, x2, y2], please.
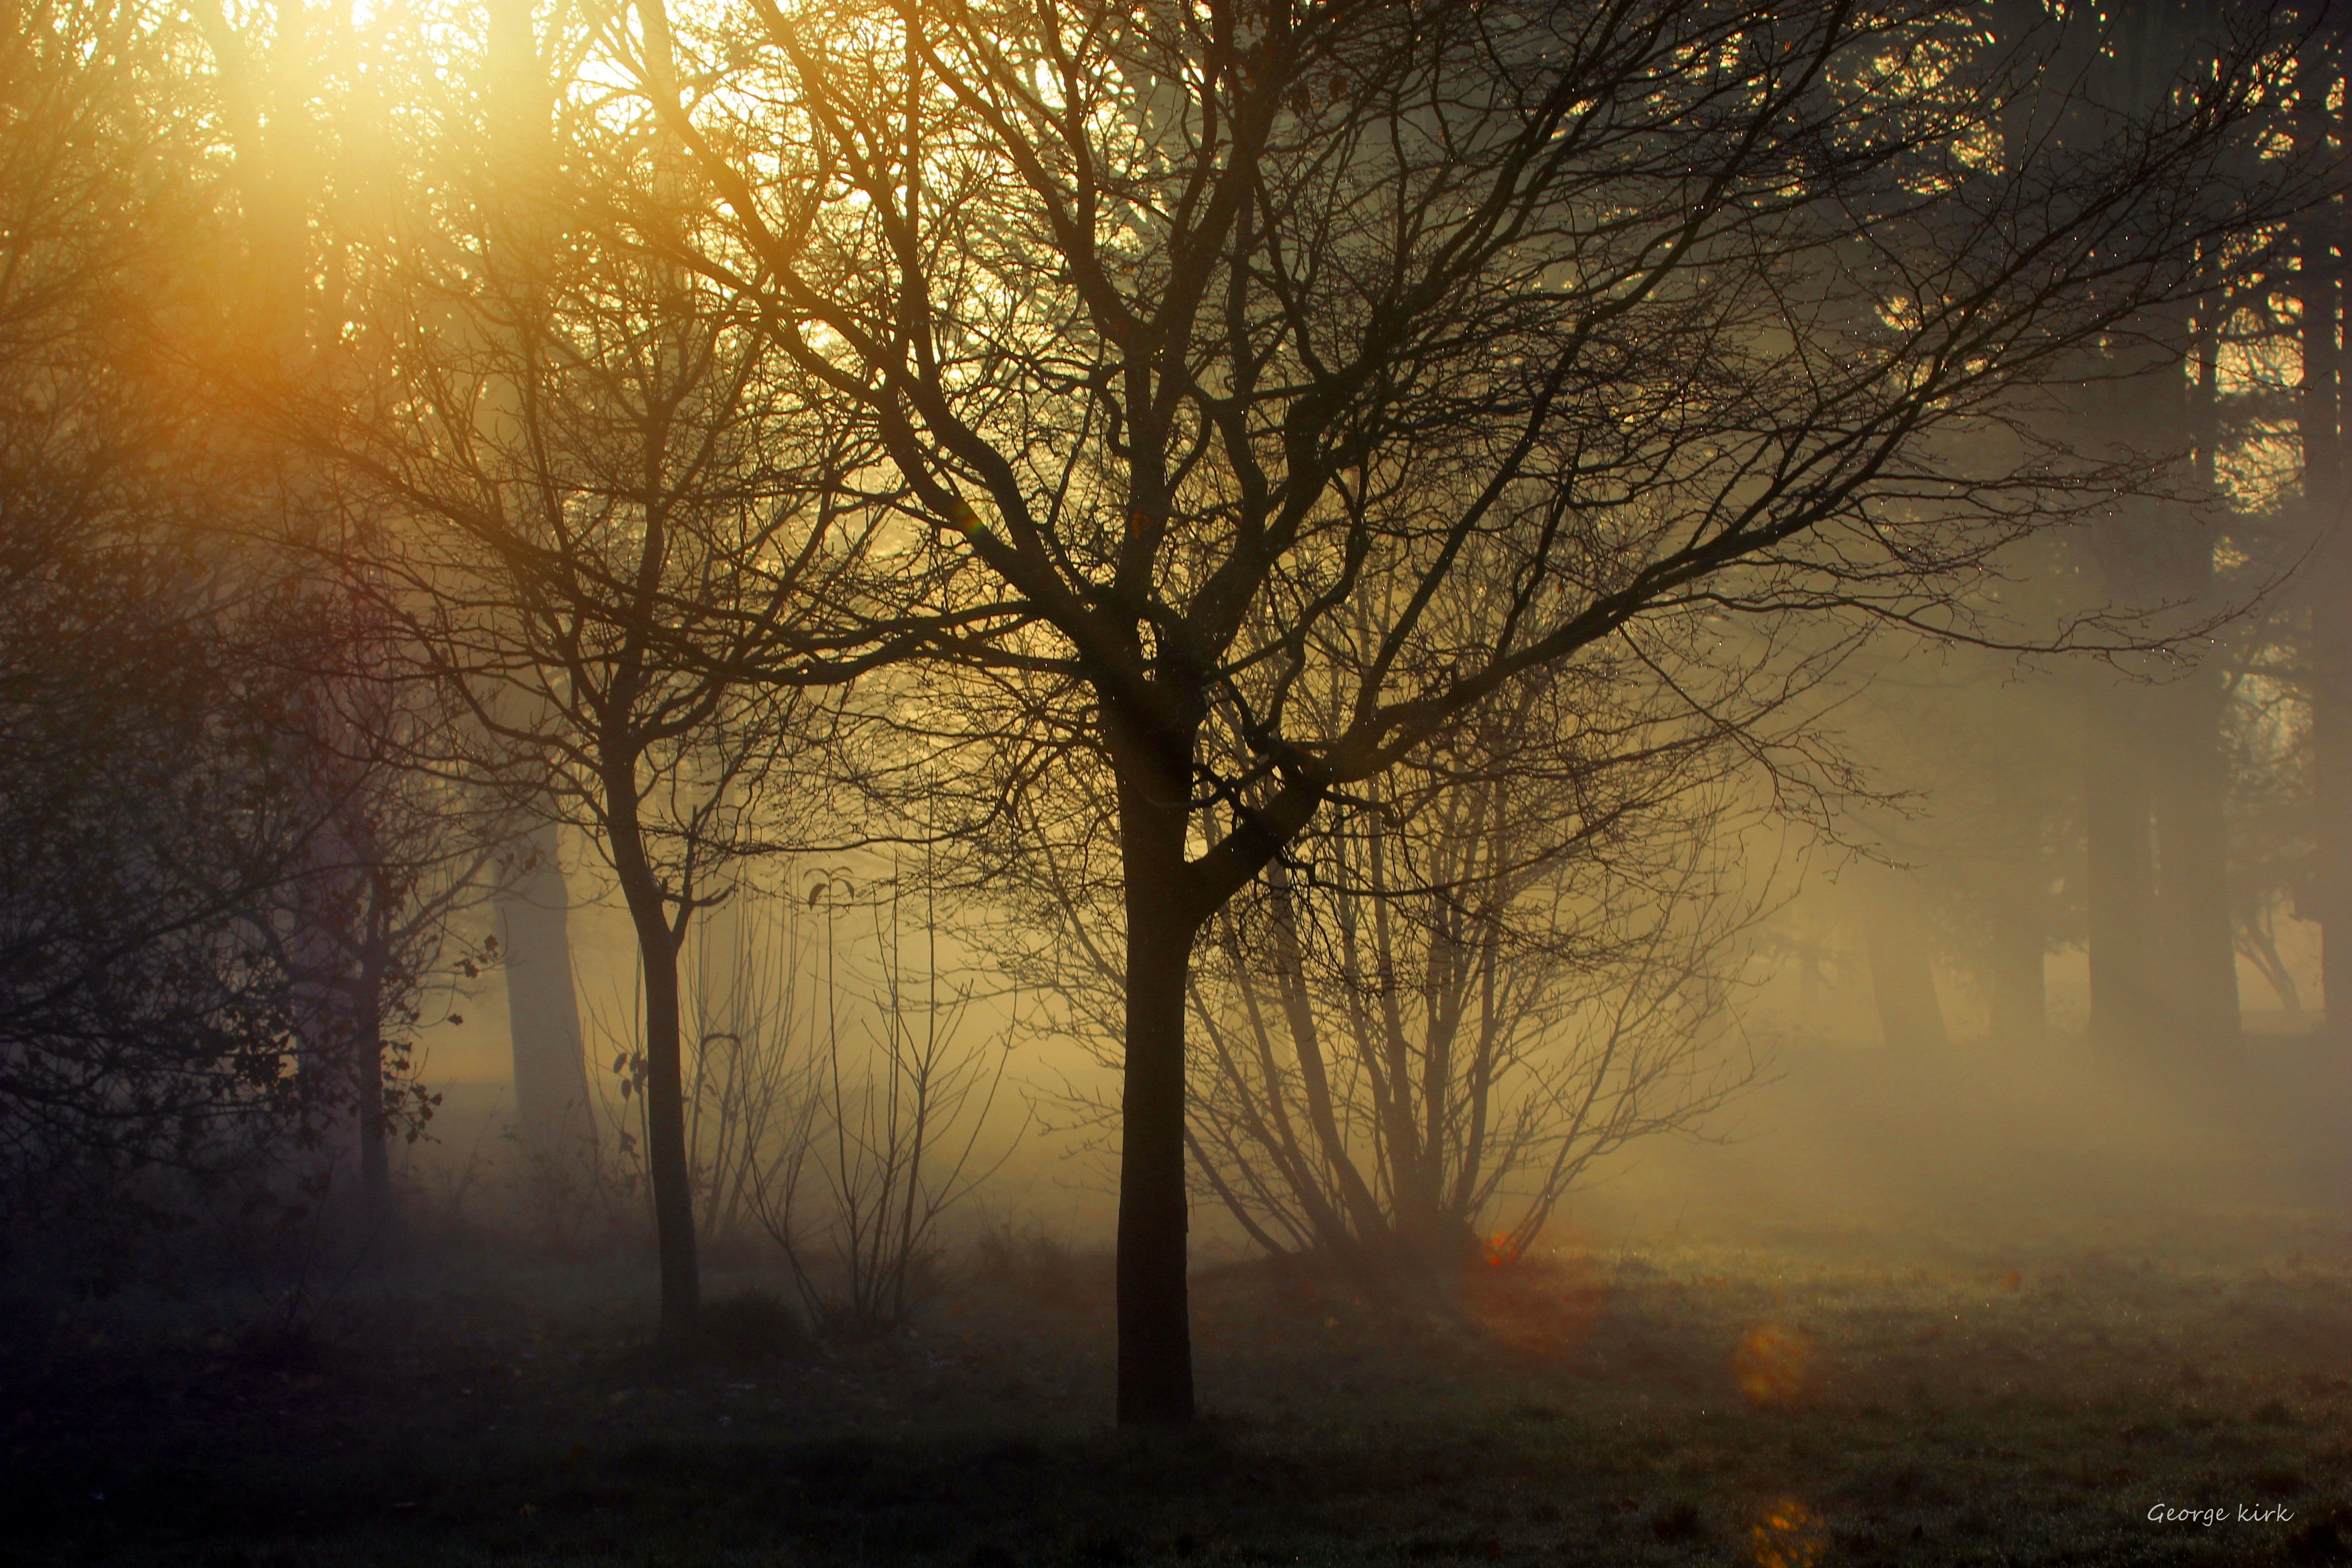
[5, 1, 2351, 1565]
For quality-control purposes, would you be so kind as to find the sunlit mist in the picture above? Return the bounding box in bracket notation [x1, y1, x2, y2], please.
[4, 1, 2347, 1564]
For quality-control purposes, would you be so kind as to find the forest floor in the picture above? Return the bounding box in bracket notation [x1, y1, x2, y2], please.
[6, 1200, 2352, 1568]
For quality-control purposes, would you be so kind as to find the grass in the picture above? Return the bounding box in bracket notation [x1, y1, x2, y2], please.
[4, 1207, 2350, 1568]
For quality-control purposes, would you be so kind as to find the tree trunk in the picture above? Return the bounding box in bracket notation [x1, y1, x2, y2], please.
[499, 817, 594, 1153]
[638, 918, 698, 1352]
[2085, 682, 2156, 1049]
[2149, 669, 2240, 1048]
[1114, 729, 1198, 1424]
[1862, 884, 1947, 1052]
[2314, 631, 2352, 1040]
[2298, 41, 2348, 1044]
[608, 794, 699, 1353]
[355, 936, 392, 1225]
[1980, 876, 2047, 1053]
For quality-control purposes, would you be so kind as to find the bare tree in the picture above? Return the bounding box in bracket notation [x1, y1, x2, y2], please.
[306, 20, 896, 1345]
[254, 593, 508, 1226]
[1012, 596, 1779, 1271]
[610, 0, 2308, 1418]
[0, 0, 414, 1241]
[755, 865, 1018, 1336]
[1188, 774, 1761, 1272]
[679, 876, 815, 1247]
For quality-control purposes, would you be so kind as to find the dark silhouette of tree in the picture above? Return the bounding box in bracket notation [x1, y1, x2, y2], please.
[1008, 588, 1778, 1271]
[615, 0, 2317, 1419]
[305, 5, 909, 1343]
[2021, 0, 2255, 1054]
[0, 0, 465, 1245]
[255, 590, 505, 1226]
[1191, 761, 1762, 1270]
[2284, 11, 2352, 1043]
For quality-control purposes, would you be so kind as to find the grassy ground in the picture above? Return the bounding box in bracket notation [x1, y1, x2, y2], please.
[6, 1205, 2351, 1568]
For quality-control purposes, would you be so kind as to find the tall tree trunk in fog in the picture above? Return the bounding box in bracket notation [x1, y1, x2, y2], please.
[355, 931, 393, 1224]
[2086, 665, 2238, 1052]
[2086, 682, 2158, 1049]
[2296, 34, 2351, 1046]
[499, 820, 593, 1150]
[2150, 666, 2241, 1045]
[2159, 264, 2242, 1046]
[2136, 271, 2241, 1051]
[479, 0, 595, 1153]
[199, 0, 377, 1169]
[2063, 4, 2244, 1056]
[1863, 876, 1947, 1052]
[1865, 927, 1947, 1052]
[340, 0, 868, 1363]
[1980, 876, 2047, 1053]
[1990, 0, 2238, 1055]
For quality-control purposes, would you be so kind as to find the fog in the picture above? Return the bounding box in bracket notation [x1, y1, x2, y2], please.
[405, 833, 2348, 1264]
[7, 0, 2352, 1563]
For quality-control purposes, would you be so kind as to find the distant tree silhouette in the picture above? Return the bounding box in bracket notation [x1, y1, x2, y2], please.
[306, 10, 908, 1344]
[0, 0, 469, 1244]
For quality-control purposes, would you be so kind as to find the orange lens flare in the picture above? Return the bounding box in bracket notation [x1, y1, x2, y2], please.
[1750, 1498, 1825, 1568]
[1732, 1323, 1814, 1407]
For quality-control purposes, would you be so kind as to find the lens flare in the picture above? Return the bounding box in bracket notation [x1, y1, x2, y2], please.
[1733, 1323, 1814, 1406]
[1750, 1498, 1825, 1568]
